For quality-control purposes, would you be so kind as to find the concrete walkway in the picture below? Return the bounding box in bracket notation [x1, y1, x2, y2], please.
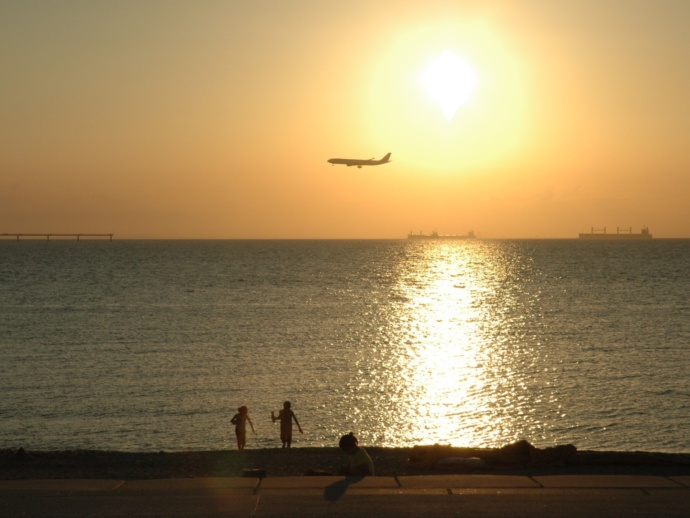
[1, 474, 689, 517]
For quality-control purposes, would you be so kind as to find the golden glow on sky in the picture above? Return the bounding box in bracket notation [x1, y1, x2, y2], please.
[422, 51, 476, 120]
[2, 2, 690, 238]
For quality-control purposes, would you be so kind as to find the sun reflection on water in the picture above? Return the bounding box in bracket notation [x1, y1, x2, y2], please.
[368, 241, 534, 448]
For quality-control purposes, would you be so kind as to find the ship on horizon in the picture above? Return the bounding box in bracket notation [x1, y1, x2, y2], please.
[578, 226, 652, 240]
[408, 230, 476, 240]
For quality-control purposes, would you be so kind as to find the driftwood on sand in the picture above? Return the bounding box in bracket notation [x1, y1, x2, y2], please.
[408, 440, 577, 471]
[407, 440, 690, 474]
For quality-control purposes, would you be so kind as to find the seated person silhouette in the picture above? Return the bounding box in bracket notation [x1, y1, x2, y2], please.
[339, 432, 374, 476]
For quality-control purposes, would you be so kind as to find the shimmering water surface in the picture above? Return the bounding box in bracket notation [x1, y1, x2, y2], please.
[1, 239, 688, 452]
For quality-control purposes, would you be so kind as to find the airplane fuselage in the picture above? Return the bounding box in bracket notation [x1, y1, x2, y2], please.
[328, 152, 391, 168]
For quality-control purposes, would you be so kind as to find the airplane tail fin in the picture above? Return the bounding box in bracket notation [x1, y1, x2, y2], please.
[381, 152, 391, 163]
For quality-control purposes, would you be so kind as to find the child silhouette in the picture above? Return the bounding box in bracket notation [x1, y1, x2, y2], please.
[271, 401, 303, 448]
[230, 405, 255, 450]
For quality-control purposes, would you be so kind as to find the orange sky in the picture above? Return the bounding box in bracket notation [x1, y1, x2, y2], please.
[2, 1, 690, 238]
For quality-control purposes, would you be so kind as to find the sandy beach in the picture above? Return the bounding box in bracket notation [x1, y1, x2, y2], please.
[3, 445, 690, 480]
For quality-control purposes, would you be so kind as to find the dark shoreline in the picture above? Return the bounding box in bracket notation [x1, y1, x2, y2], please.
[3, 447, 690, 480]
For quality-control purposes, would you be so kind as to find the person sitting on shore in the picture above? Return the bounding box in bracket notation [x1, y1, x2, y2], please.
[230, 405, 255, 450]
[339, 432, 374, 476]
[271, 401, 303, 448]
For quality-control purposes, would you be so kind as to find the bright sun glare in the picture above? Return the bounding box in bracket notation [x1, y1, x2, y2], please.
[422, 50, 477, 120]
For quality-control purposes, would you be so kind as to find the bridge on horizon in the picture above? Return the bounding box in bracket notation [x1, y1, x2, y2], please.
[0, 233, 114, 241]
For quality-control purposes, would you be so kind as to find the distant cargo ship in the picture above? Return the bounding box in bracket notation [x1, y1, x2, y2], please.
[578, 226, 652, 240]
[408, 230, 476, 240]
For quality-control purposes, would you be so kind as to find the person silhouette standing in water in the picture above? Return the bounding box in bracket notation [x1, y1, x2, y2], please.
[230, 405, 255, 450]
[271, 401, 303, 448]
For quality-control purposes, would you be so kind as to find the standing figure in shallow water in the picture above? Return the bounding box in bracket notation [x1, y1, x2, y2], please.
[230, 405, 255, 450]
[271, 401, 303, 448]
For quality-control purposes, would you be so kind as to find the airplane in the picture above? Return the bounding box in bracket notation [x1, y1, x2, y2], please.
[327, 152, 391, 168]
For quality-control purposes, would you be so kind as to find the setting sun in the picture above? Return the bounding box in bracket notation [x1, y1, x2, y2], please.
[364, 19, 529, 175]
[422, 50, 476, 120]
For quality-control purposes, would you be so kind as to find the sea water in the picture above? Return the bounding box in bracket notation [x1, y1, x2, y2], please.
[1, 239, 688, 452]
